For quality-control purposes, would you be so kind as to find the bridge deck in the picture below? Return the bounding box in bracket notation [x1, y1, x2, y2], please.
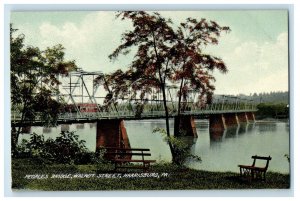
[11, 109, 257, 126]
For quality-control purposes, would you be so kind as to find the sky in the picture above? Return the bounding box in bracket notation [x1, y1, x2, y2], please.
[10, 10, 289, 96]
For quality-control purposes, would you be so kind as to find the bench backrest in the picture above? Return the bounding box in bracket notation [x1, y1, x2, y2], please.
[251, 155, 272, 169]
[105, 147, 150, 152]
[102, 147, 152, 160]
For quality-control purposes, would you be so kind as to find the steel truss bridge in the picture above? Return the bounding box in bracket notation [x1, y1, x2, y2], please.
[11, 70, 257, 126]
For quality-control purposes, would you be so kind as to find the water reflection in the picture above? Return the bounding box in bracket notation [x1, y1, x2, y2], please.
[209, 125, 241, 142]
[61, 124, 70, 132]
[209, 129, 226, 142]
[209, 123, 257, 143]
[285, 122, 289, 133]
[256, 122, 277, 132]
[237, 123, 248, 135]
[89, 123, 96, 128]
[247, 123, 255, 131]
[42, 127, 52, 134]
[76, 124, 85, 129]
[224, 126, 239, 139]
[197, 122, 209, 129]
[178, 136, 197, 147]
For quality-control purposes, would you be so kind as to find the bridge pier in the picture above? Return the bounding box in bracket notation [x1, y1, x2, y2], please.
[209, 114, 227, 131]
[246, 112, 256, 123]
[223, 113, 239, 128]
[174, 116, 198, 137]
[237, 113, 249, 123]
[96, 119, 131, 151]
[209, 113, 248, 141]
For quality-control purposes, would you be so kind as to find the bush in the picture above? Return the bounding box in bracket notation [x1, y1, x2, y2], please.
[153, 127, 201, 166]
[15, 131, 101, 165]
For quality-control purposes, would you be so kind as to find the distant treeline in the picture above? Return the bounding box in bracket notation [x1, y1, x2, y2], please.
[256, 103, 289, 119]
[237, 91, 288, 104]
[246, 91, 288, 119]
[216, 91, 289, 119]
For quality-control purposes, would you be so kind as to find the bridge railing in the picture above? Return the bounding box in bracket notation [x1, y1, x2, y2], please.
[11, 102, 257, 123]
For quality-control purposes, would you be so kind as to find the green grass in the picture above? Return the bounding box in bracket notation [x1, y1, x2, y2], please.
[11, 159, 290, 191]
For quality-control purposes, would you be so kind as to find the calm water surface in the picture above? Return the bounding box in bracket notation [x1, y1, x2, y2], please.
[19, 119, 290, 173]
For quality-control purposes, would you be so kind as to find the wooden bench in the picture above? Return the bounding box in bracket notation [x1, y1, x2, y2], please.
[238, 155, 272, 181]
[103, 147, 156, 172]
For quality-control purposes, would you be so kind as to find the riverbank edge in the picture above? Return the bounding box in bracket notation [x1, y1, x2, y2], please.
[11, 158, 290, 191]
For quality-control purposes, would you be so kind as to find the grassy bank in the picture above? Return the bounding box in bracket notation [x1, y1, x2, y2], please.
[11, 159, 290, 191]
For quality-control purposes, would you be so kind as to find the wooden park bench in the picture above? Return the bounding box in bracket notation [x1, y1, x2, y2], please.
[238, 155, 272, 181]
[103, 147, 156, 172]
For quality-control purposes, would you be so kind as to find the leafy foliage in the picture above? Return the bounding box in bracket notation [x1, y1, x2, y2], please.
[10, 24, 77, 154]
[11, 25, 77, 123]
[16, 131, 101, 164]
[284, 154, 290, 162]
[105, 11, 229, 109]
[153, 127, 201, 166]
[102, 11, 230, 160]
[284, 154, 290, 163]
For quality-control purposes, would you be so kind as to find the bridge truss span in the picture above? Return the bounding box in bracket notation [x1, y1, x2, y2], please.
[11, 70, 257, 126]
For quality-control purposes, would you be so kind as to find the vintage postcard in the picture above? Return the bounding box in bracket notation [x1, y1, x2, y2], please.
[9, 9, 290, 193]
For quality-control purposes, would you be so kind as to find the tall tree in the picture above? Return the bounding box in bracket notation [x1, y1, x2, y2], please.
[10, 25, 77, 155]
[169, 17, 229, 136]
[108, 11, 177, 157]
[107, 11, 229, 163]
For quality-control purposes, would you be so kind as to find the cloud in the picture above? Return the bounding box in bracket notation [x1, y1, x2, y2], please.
[28, 12, 133, 73]
[15, 12, 288, 96]
[206, 32, 288, 95]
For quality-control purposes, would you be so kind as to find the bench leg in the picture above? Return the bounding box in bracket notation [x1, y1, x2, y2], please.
[250, 170, 254, 182]
[240, 167, 268, 182]
[254, 170, 266, 181]
[143, 162, 151, 172]
[252, 170, 267, 182]
[114, 162, 123, 172]
[240, 168, 254, 182]
[262, 172, 266, 181]
[114, 162, 118, 171]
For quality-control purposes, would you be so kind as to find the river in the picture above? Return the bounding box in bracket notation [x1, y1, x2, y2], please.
[18, 119, 290, 174]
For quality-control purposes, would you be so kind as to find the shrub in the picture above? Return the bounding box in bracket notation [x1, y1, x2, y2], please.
[15, 131, 101, 164]
[153, 127, 201, 166]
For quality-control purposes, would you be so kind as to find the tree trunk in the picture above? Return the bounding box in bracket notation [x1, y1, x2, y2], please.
[11, 127, 18, 156]
[160, 83, 175, 159]
[151, 31, 175, 161]
[12, 98, 29, 156]
[174, 77, 184, 137]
